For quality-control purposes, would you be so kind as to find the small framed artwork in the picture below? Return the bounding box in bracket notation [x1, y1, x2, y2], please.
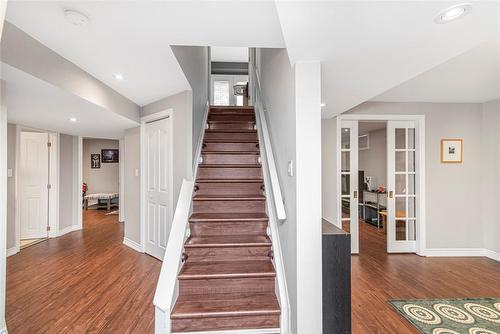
[101, 149, 119, 163]
[441, 139, 463, 163]
[91, 154, 101, 169]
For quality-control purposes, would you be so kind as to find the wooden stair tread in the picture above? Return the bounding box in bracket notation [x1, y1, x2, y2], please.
[193, 194, 265, 201]
[204, 139, 259, 143]
[186, 235, 271, 248]
[205, 129, 257, 133]
[197, 164, 261, 168]
[171, 292, 280, 319]
[179, 261, 275, 280]
[202, 151, 260, 155]
[196, 178, 263, 183]
[190, 212, 268, 222]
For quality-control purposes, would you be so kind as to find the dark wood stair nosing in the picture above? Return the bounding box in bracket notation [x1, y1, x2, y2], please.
[171, 309, 280, 320]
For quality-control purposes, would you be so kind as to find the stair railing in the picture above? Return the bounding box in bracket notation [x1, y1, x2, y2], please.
[153, 100, 210, 334]
[250, 60, 292, 334]
[153, 179, 194, 334]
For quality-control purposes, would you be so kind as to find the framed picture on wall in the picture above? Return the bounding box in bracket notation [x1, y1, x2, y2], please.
[441, 139, 463, 163]
[101, 149, 119, 163]
[91, 154, 101, 168]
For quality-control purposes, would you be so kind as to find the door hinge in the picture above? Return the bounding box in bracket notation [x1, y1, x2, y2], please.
[47, 184, 52, 190]
[47, 142, 52, 148]
[46, 226, 51, 231]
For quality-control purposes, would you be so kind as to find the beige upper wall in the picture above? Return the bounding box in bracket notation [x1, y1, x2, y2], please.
[0, 22, 140, 122]
[323, 101, 485, 249]
[82, 138, 119, 195]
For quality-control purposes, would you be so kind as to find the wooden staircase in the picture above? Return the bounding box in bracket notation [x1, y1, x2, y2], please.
[170, 106, 281, 333]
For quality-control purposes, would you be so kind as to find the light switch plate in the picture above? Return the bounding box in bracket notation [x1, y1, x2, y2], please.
[287, 160, 294, 177]
[135, 169, 139, 177]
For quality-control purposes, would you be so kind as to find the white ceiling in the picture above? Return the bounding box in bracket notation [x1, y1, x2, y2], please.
[372, 38, 500, 103]
[1, 62, 138, 139]
[211, 47, 249, 62]
[5, 1, 284, 106]
[275, 1, 500, 118]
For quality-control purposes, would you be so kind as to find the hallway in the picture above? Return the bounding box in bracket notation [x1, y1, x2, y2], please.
[351, 222, 500, 333]
[6, 210, 160, 333]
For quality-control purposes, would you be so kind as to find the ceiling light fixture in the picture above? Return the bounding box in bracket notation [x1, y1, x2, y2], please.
[69, 117, 77, 122]
[63, 9, 90, 27]
[435, 3, 472, 24]
[114, 73, 124, 81]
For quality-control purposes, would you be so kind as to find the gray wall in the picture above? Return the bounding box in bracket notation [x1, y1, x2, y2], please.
[82, 138, 119, 194]
[59, 134, 75, 231]
[481, 98, 500, 253]
[6, 123, 15, 249]
[259, 48, 298, 333]
[142, 90, 193, 203]
[171, 46, 209, 155]
[359, 128, 387, 189]
[123, 127, 141, 244]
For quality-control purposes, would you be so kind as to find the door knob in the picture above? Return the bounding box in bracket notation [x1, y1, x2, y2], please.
[389, 191, 393, 198]
[353, 191, 358, 199]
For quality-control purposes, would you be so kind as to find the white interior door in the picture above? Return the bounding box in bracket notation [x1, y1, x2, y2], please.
[145, 117, 172, 260]
[20, 132, 49, 239]
[340, 120, 359, 253]
[211, 75, 248, 106]
[387, 121, 417, 253]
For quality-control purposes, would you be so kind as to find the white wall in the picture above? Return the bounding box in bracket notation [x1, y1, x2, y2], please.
[59, 134, 75, 232]
[481, 98, 500, 254]
[259, 49, 323, 333]
[259, 48, 298, 332]
[359, 128, 387, 189]
[323, 101, 485, 249]
[171, 45, 209, 156]
[123, 127, 141, 244]
[6, 123, 15, 249]
[82, 138, 119, 195]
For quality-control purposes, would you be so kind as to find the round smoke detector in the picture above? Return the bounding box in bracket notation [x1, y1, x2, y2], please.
[63, 9, 90, 27]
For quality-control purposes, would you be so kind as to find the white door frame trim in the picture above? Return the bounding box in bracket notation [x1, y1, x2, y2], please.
[14, 125, 60, 253]
[335, 114, 426, 256]
[140, 109, 174, 254]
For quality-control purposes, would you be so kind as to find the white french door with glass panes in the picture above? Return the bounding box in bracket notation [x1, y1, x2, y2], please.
[387, 121, 417, 253]
[339, 120, 359, 253]
[210, 75, 248, 106]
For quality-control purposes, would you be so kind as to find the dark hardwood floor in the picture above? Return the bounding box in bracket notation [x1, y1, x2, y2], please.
[6, 210, 161, 334]
[348, 220, 500, 333]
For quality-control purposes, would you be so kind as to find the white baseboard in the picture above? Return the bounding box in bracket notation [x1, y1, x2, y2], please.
[6, 246, 19, 257]
[424, 248, 499, 261]
[123, 237, 143, 253]
[58, 224, 81, 237]
[483, 249, 500, 262]
[173, 329, 280, 334]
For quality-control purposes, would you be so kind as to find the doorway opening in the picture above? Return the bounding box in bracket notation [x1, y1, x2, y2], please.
[210, 47, 249, 106]
[336, 115, 425, 255]
[81, 138, 120, 229]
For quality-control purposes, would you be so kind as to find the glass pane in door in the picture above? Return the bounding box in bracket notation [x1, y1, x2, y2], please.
[213, 81, 230, 106]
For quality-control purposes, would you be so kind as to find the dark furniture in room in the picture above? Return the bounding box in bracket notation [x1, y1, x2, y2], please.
[322, 219, 351, 334]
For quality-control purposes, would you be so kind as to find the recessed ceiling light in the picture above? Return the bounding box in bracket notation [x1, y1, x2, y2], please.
[320, 103, 327, 108]
[435, 3, 472, 24]
[114, 73, 124, 81]
[63, 9, 90, 27]
[69, 117, 77, 122]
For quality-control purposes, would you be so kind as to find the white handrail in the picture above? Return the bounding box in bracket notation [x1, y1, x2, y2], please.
[153, 179, 194, 333]
[251, 64, 287, 221]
